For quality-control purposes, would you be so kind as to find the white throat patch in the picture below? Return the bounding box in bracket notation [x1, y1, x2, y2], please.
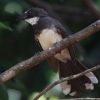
[25, 17, 39, 25]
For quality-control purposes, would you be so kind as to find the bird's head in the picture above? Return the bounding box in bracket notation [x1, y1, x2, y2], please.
[16, 8, 48, 25]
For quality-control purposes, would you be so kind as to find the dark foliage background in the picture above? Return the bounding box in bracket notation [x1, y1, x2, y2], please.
[0, 0, 100, 100]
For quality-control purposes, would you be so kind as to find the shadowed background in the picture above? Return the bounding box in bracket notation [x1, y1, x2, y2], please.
[0, 0, 100, 100]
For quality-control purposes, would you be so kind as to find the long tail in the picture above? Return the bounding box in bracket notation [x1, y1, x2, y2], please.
[59, 58, 98, 97]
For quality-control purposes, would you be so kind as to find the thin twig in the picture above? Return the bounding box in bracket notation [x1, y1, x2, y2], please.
[34, 65, 100, 100]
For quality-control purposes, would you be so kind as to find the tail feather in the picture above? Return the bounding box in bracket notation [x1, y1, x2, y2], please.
[59, 61, 82, 96]
[67, 61, 85, 94]
[68, 60, 93, 91]
[59, 58, 98, 97]
[67, 60, 91, 96]
[75, 59, 98, 84]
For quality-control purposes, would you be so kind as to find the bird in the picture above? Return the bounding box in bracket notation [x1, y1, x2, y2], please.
[17, 8, 98, 97]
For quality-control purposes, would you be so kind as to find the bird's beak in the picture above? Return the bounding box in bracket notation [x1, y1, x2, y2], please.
[16, 13, 28, 21]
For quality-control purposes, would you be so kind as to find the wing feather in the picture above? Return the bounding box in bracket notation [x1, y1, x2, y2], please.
[56, 24, 76, 64]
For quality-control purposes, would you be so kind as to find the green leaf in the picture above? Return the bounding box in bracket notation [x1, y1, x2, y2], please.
[94, 0, 100, 10]
[0, 22, 12, 31]
[0, 84, 8, 100]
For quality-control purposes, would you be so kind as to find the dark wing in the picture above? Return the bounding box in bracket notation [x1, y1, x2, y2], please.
[55, 21, 76, 64]
[47, 57, 58, 72]
[34, 35, 58, 72]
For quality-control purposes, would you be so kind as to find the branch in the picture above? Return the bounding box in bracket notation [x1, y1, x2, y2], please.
[0, 20, 100, 84]
[83, 0, 100, 19]
[34, 65, 100, 100]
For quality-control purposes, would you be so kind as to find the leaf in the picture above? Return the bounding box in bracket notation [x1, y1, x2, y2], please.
[0, 22, 12, 31]
[29, 92, 46, 100]
[94, 0, 100, 10]
[0, 84, 8, 100]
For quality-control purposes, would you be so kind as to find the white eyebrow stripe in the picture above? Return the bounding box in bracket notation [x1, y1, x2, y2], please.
[25, 11, 27, 13]
[25, 9, 31, 13]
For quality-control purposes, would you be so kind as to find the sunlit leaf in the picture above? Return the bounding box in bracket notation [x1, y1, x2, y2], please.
[28, 92, 46, 100]
[4, 2, 22, 14]
[95, 0, 100, 9]
[49, 96, 59, 100]
[0, 22, 12, 31]
[0, 84, 8, 100]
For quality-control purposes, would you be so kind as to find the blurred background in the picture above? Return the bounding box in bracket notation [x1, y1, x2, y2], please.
[0, 0, 100, 100]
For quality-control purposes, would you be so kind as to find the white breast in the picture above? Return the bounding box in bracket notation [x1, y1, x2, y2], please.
[37, 28, 62, 50]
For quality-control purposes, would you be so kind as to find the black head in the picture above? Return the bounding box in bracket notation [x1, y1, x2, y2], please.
[16, 8, 48, 21]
